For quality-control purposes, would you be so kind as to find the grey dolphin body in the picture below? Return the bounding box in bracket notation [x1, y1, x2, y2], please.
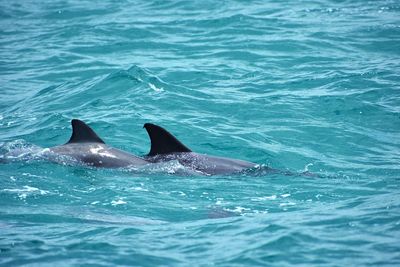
[49, 119, 148, 168]
[143, 123, 256, 175]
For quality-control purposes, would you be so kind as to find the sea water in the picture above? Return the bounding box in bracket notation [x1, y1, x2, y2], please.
[1, 0, 399, 266]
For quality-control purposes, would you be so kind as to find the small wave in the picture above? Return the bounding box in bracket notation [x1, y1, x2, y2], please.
[2, 185, 50, 200]
[0, 140, 44, 162]
[103, 65, 167, 93]
[241, 164, 327, 178]
[0, 140, 82, 167]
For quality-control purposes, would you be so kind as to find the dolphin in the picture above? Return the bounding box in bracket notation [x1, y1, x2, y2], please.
[143, 123, 256, 175]
[3, 119, 256, 174]
[49, 119, 149, 168]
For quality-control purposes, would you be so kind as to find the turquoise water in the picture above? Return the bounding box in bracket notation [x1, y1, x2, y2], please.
[1, 0, 400, 266]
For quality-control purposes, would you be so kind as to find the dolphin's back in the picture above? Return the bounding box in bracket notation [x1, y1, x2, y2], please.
[148, 152, 255, 175]
[143, 123, 256, 175]
[49, 119, 148, 168]
[50, 143, 147, 168]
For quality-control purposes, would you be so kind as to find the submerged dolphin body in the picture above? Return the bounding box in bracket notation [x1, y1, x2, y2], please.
[49, 119, 148, 168]
[143, 123, 256, 175]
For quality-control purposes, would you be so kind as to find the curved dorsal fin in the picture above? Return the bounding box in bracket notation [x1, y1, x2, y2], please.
[143, 123, 191, 156]
[66, 119, 105, 144]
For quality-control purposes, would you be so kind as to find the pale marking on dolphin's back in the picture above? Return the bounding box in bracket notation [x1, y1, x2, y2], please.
[90, 145, 117, 158]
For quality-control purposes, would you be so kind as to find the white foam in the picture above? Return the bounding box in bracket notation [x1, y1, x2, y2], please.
[111, 198, 127, 206]
[3, 185, 49, 199]
[148, 82, 163, 92]
[251, 195, 277, 201]
[130, 187, 149, 192]
[279, 202, 296, 207]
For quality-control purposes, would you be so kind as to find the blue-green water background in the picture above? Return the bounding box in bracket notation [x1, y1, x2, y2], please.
[1, 0, 400, 266]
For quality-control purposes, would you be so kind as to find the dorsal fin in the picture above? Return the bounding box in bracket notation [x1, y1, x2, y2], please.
[66, 119, 105, 144]
[143, 123, 191, 156]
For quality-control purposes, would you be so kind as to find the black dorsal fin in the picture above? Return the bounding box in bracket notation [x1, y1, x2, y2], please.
[66, 119, 105, 144]
[143, 123, 191, 156]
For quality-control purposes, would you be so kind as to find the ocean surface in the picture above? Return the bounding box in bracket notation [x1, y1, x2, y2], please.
[1, 0, 400, 266]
